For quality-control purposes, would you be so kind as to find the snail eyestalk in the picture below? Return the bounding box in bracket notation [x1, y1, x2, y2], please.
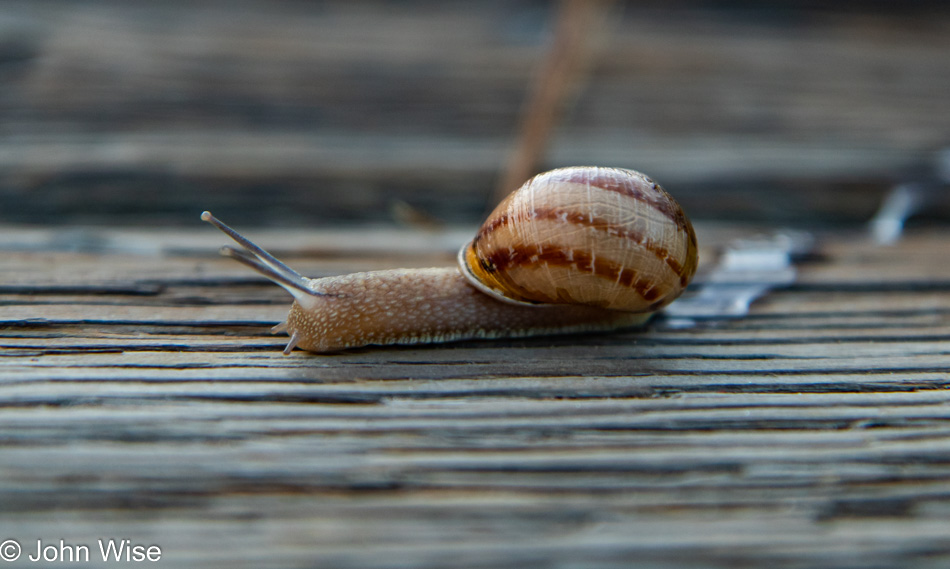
[201, 211, 322, 300]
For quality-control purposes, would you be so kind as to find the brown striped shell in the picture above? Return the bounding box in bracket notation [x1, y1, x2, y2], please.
[458, 166, 698, 313]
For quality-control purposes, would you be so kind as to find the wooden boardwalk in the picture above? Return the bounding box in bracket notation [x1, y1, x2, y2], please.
[2, 1, 950, 567]
[2, 223, 950, 568]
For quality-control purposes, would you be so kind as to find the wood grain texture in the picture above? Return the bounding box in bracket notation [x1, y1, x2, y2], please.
[2, 223, 950, 568]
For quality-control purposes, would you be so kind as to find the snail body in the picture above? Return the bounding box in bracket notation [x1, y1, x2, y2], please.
[202, 166, 697, 353]
[278, 267, 651, 353]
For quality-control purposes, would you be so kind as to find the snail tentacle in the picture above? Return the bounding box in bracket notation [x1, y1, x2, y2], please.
[218, 246, 317, 299]
[202, 211, 314, 293]
[283, 331, 302, 355]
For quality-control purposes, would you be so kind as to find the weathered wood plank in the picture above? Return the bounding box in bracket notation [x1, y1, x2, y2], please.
[2, 222, 950, 567]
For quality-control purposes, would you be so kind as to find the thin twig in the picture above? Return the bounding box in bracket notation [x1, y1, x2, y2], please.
[492, 0, 617, 205]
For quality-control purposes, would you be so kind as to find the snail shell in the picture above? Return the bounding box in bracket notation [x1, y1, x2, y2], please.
[459, 166, 697, 313]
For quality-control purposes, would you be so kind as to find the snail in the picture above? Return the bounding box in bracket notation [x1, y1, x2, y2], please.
[202, 166, 698, 353]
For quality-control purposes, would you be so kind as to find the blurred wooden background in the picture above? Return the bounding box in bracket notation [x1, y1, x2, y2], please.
[1, 0, 948, 228]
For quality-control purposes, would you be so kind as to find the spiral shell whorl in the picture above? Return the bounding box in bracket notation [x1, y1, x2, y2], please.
[459, 166, 698, 312]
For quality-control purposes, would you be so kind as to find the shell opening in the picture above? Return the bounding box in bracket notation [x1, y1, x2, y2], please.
[457, 241, 543, 307]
